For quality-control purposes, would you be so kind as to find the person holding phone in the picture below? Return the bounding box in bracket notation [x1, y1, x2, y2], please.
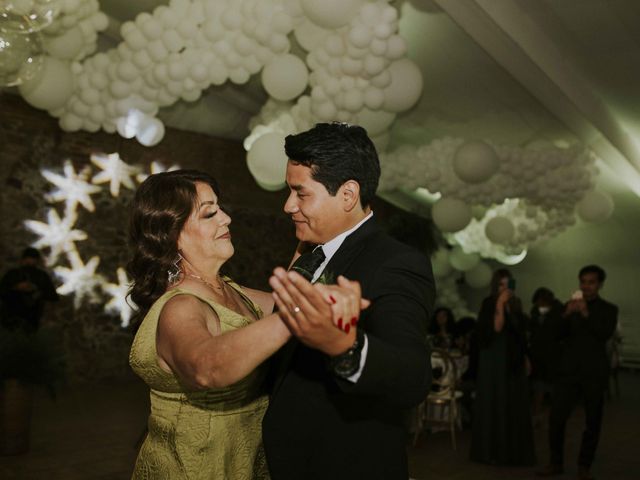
[470, 268, 535, 466]
[537, 265, 618, 480]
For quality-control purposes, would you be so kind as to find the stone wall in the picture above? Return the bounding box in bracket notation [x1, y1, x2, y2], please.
[0, 94, 437, 382]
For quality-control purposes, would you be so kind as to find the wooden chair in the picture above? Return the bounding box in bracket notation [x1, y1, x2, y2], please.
[413, 348, 463, 449]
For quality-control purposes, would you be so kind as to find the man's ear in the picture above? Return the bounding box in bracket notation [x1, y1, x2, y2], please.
[341, 180, 361, 212]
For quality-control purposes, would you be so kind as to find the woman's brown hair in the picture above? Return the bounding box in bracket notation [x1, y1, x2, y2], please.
[127, 169, 219, 326]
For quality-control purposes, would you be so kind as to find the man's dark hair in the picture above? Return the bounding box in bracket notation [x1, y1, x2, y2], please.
[284, 122, 380, 208]
[579, 264, 606, 283]
[21, 247, 41, 260]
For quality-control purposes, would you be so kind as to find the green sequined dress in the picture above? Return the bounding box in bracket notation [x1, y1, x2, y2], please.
[129, 278, 270, 480]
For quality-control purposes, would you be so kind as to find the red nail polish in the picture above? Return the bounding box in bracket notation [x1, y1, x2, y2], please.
[345, 324, 351, 334]
[337, 318, 343, 329]
[329, 295, 337, 304]
[351, 317, 357, 326]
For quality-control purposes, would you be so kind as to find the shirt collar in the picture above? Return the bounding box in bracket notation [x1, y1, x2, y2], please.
[311, 212, 373, 282]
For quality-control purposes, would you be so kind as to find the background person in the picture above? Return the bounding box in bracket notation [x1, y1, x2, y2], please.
[0, 247, 58, 333]
[470, 269, 535, 466]
[537, 265, 618, 480]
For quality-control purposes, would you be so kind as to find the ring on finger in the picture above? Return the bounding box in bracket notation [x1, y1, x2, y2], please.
[293, 306, 301, 314]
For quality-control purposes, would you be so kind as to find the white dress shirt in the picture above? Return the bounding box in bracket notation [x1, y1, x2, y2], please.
[310, 212, 373, 383]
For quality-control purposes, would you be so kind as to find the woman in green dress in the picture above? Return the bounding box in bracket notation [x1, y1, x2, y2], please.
[127, 170, 361, 479]
[470, 268, 535, 466]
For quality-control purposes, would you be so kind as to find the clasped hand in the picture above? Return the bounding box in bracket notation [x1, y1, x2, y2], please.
[269, 267, 370, 357]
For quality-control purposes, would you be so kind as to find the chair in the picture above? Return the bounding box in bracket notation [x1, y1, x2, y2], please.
[413, 348, 463, 449]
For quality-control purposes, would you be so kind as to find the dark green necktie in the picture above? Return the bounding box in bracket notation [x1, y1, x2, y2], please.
[289, 247, 326, 282]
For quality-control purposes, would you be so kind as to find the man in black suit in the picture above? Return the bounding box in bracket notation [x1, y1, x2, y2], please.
[537, 265, 618, 480]
[263, 122, 434, 480]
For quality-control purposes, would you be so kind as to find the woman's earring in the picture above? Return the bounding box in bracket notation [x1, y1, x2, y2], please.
[167, 253, 183, 285]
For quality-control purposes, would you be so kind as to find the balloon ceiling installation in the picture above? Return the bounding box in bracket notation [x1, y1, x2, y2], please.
[379, 137, 615, 288]
[1, 0, 421, 151]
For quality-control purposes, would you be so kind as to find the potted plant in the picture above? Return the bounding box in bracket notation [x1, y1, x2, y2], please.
[0, 325, 66, 455]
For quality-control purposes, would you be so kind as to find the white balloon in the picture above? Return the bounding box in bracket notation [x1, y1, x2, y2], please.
[453, 140, 500, 184]
[0, 28, 43, 87]
[261, 54, 309, 101]
[18, 56, 74, 111]
[301, 0, 364, 29]
[247, 132, 288, 190]
[485, 216, 516, 245]
[137, 117, 165, 147]
[313, 101, 337, 121]
[354, 108, 395, 136]
[363, 86, 384, 110]
[465, 261, 492, 289]
[43, 26, 84, 60]
[431, 197, 472, 233]
[382, 58, 423, 112]
[294, 20, 330, 52]
[141, 18, 163, 40]
[349, 24, 373, 48]
[431, 249, 452, 278]
[59, 113, 82, 132]
[363, 54, 386, 77]
[229, 67, 249, 84]
[576, 190, 614, 223]
[449, 246, 480, 272]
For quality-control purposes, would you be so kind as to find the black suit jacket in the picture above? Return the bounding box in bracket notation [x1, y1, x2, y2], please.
[556, 296, 618, 388]
[263, 217, 434, 480]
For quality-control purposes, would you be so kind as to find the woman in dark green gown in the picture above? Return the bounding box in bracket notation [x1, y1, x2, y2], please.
[470, 269, 535, 466]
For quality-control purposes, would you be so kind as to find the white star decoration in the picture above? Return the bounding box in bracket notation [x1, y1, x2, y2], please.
[25, 152, 149, 326]
[102, 268, 134, 327]
[91, 152, 140, 197]
[42, 160, 102, 216]
[136, 160, 181, 183]
[54, 251, 105, 309]
[24, 209, 87, 266]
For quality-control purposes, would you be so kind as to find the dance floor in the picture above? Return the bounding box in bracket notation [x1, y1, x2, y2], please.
[1, 372, 639, 479]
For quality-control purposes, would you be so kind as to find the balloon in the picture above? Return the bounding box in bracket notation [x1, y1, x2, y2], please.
[431, 249, 452, 278]
[453, 140, 500, 184]
[43, 26, 84, 60]
[485, 216, 515, 245]
[261, 54, 308, 101]
[293, 20, 330, 52]
[465, 261, 492, 289]
[354, 108, 395, 136]
[0, 28, 43, 87]
[449, 246, 480, 272]
[382, 58, 423, 113]
[137, 117, 165, 147]
[246, 132, 288, 191]
[349, 24, 373, 48]
[0, 0, 56, 33]
[301, 0, 364, 29]
[431, 198, 472, 233]
[576, 190, 614, 223]
[363, 86, 384, 110]
[18, 55, 73, 111]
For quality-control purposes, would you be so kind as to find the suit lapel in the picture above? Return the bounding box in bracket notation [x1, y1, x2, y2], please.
[323, 216, 380, 277]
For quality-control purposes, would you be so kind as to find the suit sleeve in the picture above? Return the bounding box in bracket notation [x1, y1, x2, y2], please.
[585, 304, 618, 341]
[335, 250, 435, 407]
